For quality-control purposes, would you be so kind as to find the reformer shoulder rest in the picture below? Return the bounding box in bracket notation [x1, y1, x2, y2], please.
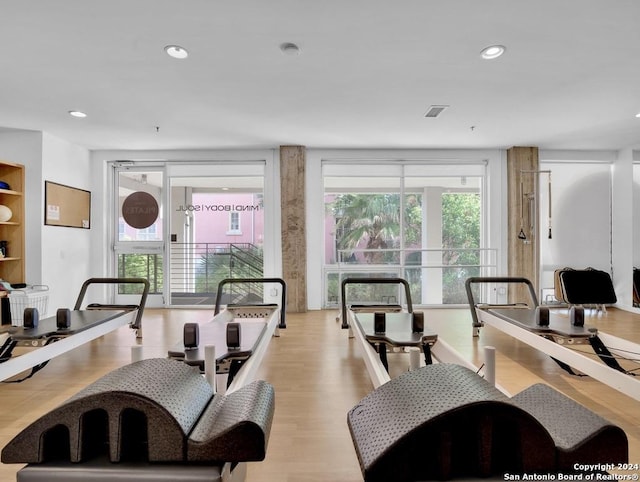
[1, 358, 275, 465]
[554, 268, 617, 305]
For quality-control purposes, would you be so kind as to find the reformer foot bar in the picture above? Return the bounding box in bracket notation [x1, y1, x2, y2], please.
[466, 276, 640, 402]
[341, 277, 480, 389]
[168, 277, 285, 394]
[2, 358, 275, 482]
[0, 278, 148, 382]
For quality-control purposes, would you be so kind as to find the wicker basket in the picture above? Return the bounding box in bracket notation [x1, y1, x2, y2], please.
[8, 285, 50, 326]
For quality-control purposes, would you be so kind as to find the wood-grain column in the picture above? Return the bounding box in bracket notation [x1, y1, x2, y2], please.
[280, 146, 307, 312]
[507, 146, 539, 301]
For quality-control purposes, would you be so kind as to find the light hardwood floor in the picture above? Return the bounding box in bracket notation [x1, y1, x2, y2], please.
[0, 307, 639, 481]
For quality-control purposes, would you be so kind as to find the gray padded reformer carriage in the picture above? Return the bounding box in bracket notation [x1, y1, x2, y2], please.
[2, 358, 275, 482]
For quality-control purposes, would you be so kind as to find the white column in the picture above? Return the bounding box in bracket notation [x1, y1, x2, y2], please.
[612, 149, 634, 308]
[423, 187, 443, 304]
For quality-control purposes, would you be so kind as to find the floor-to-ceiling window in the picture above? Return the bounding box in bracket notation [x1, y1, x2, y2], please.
[322, 161, 493, 308]
[169, 173, 264, 305]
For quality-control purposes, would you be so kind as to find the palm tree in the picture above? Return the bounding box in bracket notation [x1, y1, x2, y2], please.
[331, 194, 401, 264]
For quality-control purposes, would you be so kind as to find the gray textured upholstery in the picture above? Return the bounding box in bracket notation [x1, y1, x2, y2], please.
[348, 363, 627, 481]
[511, 383, 628, 469]
[2, 358, 275, 466]
[188, 380, 275, 462]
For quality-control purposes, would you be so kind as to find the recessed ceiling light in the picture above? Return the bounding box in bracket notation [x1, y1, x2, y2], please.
[480, 45, 506, 60]
[164, 45, 189, 59]
[280, 42, 301, 56]
[636, 112, 640, 118]
[68, 110, 87, 118]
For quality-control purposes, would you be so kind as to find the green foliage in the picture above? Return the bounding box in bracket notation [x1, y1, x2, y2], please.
[328, 191, 481, 304]
[331, 194, 399, 263]
[330, 193, 423, 264]
[196, 254, 231, 292]
[117, 254, 163, 294]
[441, 193, 481, 303]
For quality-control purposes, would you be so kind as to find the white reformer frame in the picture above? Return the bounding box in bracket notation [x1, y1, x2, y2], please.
[342, 276, 502, 391]
[0, 310, 137, 382]
[348, 309, 392, 389]
[467, 276, 640, 402]
[224, 305, 280, 394]
[190, 302, 282, 482]
[204, 305, 281, 482]
[169, 276, 286, 397]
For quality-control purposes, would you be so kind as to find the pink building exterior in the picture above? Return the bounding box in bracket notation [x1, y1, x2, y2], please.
[191, 193, 264, 246]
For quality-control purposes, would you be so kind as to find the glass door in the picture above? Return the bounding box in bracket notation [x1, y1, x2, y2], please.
[114, 166, 166, 307]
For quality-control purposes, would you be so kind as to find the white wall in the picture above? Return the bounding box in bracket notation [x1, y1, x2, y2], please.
[539, 150, 640, 308]
[41, 133, 92, 311]
[633, 164, 640, 269]
[612, 149, 634, 308]
[0, 130, 91, 314]
[538, 161, 613, 291]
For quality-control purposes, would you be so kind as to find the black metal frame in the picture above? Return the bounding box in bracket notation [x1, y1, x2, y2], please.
[340, 277, 413, 329]
[74, 277, 150, 330]
[465, 276, 538, 329]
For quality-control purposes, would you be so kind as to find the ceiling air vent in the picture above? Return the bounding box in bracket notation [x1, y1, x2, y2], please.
[424, 105, 449, 118]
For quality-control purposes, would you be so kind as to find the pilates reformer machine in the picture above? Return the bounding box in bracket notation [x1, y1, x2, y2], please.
[341, 277, 477, 388]
[344, 277, 631, 480]
[0, 277, 148, 382]
[466, 276, 640, 402]
[1, 277, 284, 481]
[168, 277, 286, 393]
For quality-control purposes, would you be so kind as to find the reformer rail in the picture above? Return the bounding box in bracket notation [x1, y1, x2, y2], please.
[0, 278, 148, 382]
[466, 276, 640, 402]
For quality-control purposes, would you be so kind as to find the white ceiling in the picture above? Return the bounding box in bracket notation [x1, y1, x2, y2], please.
[1, 0, 640, 152]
